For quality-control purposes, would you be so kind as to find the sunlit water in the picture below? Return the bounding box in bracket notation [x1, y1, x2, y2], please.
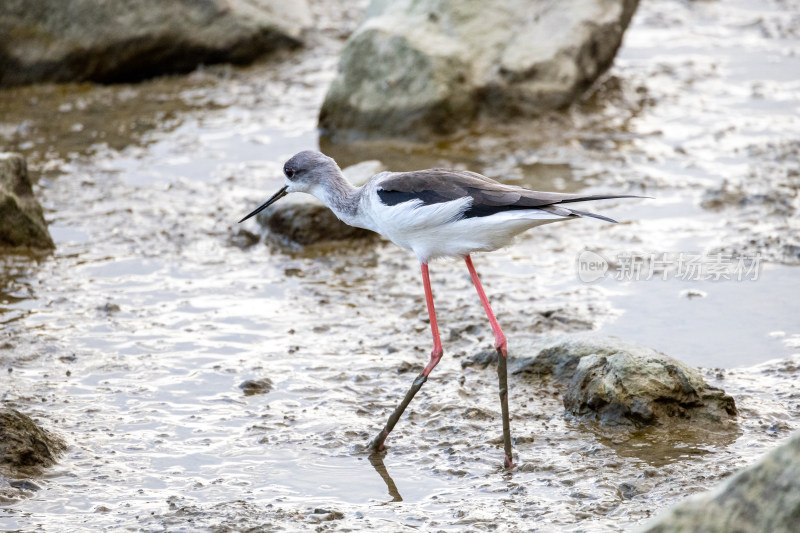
[1, 0, 799, 530]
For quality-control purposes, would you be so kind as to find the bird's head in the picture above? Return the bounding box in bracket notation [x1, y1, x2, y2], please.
[238, 150, 340, 223]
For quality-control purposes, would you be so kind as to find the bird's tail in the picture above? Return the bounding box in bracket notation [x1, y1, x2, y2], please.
[555, 194, 647, 205]
[566, 209, 620, 224]
[539, 194, 650, 224]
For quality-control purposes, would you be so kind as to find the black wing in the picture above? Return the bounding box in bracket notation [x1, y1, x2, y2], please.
[376, 169, 641, 221]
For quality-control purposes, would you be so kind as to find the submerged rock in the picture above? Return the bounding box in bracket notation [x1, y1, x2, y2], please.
[641, 431, 800, 533]
[0, 153, 54, 250]
[256, 160, 384, 245]
[228, 228, 260, 249]
[239, 378, 274, 396]
[319, 0, 639, 139]
[0, 408, 66, 478]
[516, 336, 737, 427]
[0, 0, 310, 86]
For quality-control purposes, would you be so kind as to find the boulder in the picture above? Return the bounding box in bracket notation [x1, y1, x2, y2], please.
[641, 431, 800, 533]
[319, 0, 639, 139]
[0, 153, 54, 250]
[515, 336, 737, 427]
[0, 0, 310, 86]
[0, 408, 66, 478]
[256, 159, 383, 245]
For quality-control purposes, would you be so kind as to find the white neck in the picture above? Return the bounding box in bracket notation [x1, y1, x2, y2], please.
[309, 175, 373, 231]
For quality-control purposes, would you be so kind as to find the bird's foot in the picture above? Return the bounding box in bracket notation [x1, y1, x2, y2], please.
[369, 429, 389, 452]
[504, 454, 514, 469]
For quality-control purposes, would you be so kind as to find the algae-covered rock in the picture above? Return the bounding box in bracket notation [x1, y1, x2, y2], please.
[641, 431, 800, 533]
[0, 153, 54, 250]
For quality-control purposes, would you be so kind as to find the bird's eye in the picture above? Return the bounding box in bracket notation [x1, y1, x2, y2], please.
[284, 167, 295, 179]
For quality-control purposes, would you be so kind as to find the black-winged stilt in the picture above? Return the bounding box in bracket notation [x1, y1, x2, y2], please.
[240, 150, 642, 469]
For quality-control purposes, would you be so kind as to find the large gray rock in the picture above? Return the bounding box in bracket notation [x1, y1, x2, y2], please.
[516, 336, 737, 427]
[641, 431, 800, 533]
[0, 408, 66, 478]
[256, 159, 383, 245]
[319, 0, 639, 139]
[0, 153, 54, 250]
[0, 0, 310, 86]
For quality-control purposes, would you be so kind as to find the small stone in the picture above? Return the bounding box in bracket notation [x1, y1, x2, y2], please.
[618, 481, 638, 500]
[461, 350, 498, 369]
[680, 289, 707, 299]
[239, 378, 274, 396]
[99, 303, 121, 313]
[396, 360, 421, 374]
[8, 479, 41, 491]
[228, 228, 259, 249]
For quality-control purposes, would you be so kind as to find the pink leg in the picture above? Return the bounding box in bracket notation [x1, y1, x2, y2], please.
[465, 256, 507, 357]
[465, 255, 514, 469]
[421, 262, 444, 376]
[369, 262, 443, 452]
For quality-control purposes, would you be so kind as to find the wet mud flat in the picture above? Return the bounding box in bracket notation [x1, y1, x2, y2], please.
[1, 0, 799, 530]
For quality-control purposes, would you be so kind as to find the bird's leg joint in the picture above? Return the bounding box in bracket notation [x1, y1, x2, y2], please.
[423, 347, 443, 377]
[494, 334, 507, 358]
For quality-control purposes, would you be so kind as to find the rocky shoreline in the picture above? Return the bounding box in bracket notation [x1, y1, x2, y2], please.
[1, 0, 798, 530]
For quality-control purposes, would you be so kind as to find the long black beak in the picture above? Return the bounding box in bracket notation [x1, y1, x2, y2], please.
[238, 186, 289, 223]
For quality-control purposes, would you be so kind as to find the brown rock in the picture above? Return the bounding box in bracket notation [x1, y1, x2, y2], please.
[0, 153, 54, 250]
[0, 408, 66, 477]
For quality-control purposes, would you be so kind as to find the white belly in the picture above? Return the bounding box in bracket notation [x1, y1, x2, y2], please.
[366, 197, 571, 262]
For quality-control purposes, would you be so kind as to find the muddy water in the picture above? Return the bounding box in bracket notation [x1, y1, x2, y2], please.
[1, 0, 799, 530]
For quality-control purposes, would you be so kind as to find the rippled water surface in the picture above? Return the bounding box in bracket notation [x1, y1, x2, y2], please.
[2, 0, 799, 530]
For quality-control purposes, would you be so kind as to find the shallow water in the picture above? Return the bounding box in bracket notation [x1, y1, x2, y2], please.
[1, 0, 799, 530]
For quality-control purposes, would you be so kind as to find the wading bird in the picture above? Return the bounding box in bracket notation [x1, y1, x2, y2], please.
[240, 150, 640, 468]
